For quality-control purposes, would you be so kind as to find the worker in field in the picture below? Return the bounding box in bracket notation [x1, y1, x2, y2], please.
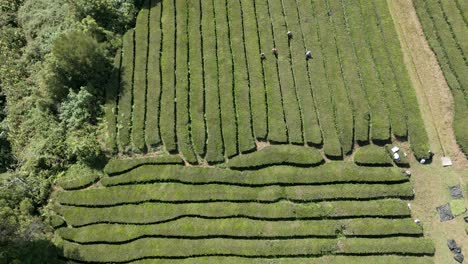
[287, 31, 293, 39]
[272, 48, 278, 57]
[260, 52, 266, 60]
[306, 50, 312, 60]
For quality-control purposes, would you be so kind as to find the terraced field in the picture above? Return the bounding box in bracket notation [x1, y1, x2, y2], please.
[104, 0, 431, 163]
[412, 0, 468, 156]
[54, 153, 435, 263]
[68, 0, 442, 263]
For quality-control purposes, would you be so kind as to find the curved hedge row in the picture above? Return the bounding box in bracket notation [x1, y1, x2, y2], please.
[131, 256, 434, 264]
[227, 145, 324, 169]
[104, 155, 184, 175]
[57, 182, 413, 206]
[58, 199, 410, 227]
[58, 218, 422, 243]
[62, 237, 434, 262]
[56, 164, 101, 190]
[354, 145, 393, 166]
[101, 163, 408, 187]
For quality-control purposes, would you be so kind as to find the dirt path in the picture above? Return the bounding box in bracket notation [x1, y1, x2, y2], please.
[387, 0, 466, 169]
[388, 1, 467, 264]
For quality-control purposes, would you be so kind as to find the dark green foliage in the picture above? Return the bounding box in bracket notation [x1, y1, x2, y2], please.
[104, 49, 121, 153]
[56, 163, 101, 190]
[104, 155, 184, 175]
[227, 145, 323, 169]
[354, 145, 393, 166]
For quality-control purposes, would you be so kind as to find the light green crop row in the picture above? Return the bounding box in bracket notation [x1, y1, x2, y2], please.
[101, 163, 408, 187]
[58, 199, 410, 227]
[240, 0, 268, 140]
[354, 145, 393, 166]
[296, 0, 342, 157]
[175, 0, 197, 164]
[145, 0, 162, 150]
[58, 218, 422, 244]
[130, 256, 434, 264]
[104, 155, 184, 175]
[282, 0, 322, 146]
[226, 145, 323, 169]
[342, 0, 390, 142]
[57, 164, 102, 190]
[104, 48, 121, 153]
[255, 0, 288, 143]
[131, 0, 150, 153]
[57, 182, 413, 206]
[268, 0, 304, 144]
[116, 29, 135, 153]
[314, 0, 353, 155]
[227, 0, 256, 154]
[62, 237, 433, 263]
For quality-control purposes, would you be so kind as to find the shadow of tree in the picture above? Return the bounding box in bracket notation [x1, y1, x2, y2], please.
[0, 239, 65, 264]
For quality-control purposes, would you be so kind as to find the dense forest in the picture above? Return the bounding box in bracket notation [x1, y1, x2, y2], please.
[0, 0, 142, 262]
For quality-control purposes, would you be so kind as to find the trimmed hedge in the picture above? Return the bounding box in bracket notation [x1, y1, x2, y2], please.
[327, 0, 370, 144]
[59, 199, 410, 227]
[240, 0, 268, 140]
[116, 29, 135, 153]
[145, 0, 162, 150]
[59, 218, 422, 243]
[255, 0, 288, 143]
[132, 256, 434, 264]
[282, 1, 322, 146]
[101, 163, 408, 187]
[57, 182, 413, 206]
[227, 145, 323, 169]
[62, 237, 433, 262]
[104, 155, 184, 175]
[296, 0, 342, 157]
[160, 0, 177, 153]
[50, 215, 66, 229]
[187, 0, 206, 157]
[175, 0, 197, 164]
[314, 0, 354, 155]
[269, 0, 304, 144]
[342, 0, 390, 142]
[131, 0, 150, 153]
[354, 145, 393, 166]
[56, 164, 101, 190]
[227, 0, 256, 154]
[202, 0, 224, 163]
[373, 0, 431, 159]
[214, 0, 239, 158]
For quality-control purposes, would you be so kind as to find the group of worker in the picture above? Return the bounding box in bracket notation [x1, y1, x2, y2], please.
[260, 31, 313, 60]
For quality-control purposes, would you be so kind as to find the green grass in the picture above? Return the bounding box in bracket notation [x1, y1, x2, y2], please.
[145, 0, 162, 150]
[56, 164, 102, 190]
[450, 200, 466, 216]
[103, 155, 184, 175]
[354, 145, 393, 166]
[58, 199, 411, 227]
[187, 0, 206, 157]
[116, 29, 135, 153]
[240, 0, 268, 140]
[58, 218, 422, 243]
[57, 182, 413, 206]
[62, 237, 433, 262]
[175, 0, 197, 164]
[131, 1, 150, 153]
[101, 163, 409, 187]
[159, 0, 177, 153]
[202, 0, 224, 163]
[227, 145, 323, 169]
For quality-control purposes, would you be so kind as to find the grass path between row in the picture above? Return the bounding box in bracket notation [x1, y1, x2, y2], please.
[387, 1, 467, 263]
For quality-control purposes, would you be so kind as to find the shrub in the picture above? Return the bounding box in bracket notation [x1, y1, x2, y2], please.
[56, 163, 101, 190]
[227, 145, 324, 169]
[354, 145, 393, 166]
